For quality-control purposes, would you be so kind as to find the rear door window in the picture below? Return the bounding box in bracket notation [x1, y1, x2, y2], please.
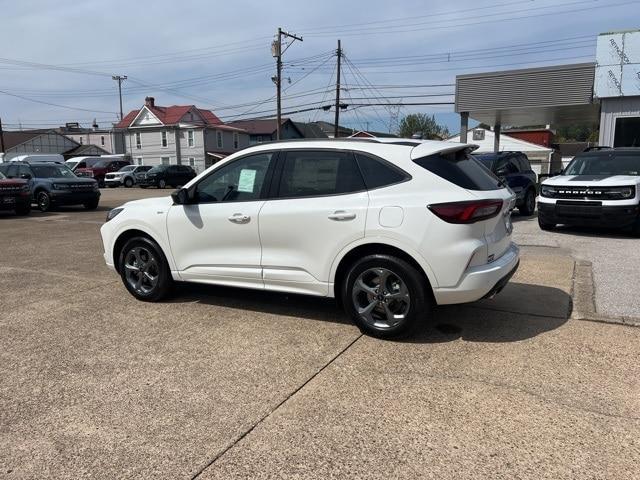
[414, 150, 503, 191]
[354, 153, 409, 189]
[278, 150, 365, 198]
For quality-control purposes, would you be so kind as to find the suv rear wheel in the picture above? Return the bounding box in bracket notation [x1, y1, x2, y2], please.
[341, 254, 431, 339]
[119, 236, 173, 301]
[124, 177, 134, 188]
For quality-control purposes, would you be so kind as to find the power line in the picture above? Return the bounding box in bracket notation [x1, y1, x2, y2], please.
[0, 89, 119, 115]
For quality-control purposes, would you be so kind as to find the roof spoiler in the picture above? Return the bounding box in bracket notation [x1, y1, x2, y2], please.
[410, 142, 479, 160]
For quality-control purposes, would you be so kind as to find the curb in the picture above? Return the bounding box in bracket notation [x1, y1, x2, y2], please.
[570, 259, 640, 327]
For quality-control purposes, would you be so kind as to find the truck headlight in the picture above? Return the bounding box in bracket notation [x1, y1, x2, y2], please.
[540, 185, 556, 198]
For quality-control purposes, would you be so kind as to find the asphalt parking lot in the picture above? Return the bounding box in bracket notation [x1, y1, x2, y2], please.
[1, 189, 639, 479]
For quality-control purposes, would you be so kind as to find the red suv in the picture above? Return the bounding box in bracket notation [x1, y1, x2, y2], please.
[0, 170, 31, 215]
[75, 159, 131, 187]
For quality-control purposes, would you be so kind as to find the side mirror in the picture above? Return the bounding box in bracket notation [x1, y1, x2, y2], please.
[20, 173, 32, 180]
[171, 188, 191, 205]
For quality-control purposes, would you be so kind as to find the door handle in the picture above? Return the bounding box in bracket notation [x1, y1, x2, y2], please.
[328, 210, 356, 221]
[228, 213, 250, 224]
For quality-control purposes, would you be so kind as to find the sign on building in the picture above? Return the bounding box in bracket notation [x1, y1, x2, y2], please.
[594, 30, 640, 98]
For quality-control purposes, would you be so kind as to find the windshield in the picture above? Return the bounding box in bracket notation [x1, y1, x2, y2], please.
[31, 164, 77, 179]
[66, 161, 79, 170]
[564, 153, 640, 176]
[119, 165, 136, 172]
[148, 165, 168, 173]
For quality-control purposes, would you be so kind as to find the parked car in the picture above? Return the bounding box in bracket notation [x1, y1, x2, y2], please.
[7, 154, 65, 164]
[75, 159, 131, 186]
[137, 164, 196, 189]
[474, 152, 537, 216]
[101, 139, 519, 339]
[0, 170, 31, 215]
[538, 147, 640, 234]
[105, 165, 153, 188]
[0, 161, 100, 212]
[65, 157, 101, 171]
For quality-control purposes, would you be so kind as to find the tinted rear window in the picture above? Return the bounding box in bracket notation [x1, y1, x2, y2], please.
[414, 150, 503, 191]
[355, 153, 409, 189]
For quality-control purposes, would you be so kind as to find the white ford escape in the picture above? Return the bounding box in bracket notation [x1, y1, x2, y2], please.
[101, 139, 519, 338]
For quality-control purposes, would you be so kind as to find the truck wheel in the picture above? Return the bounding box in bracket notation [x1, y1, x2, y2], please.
[84, 199, 100, 210]
[37, 191, 52, 212]
[158, 179, 167, 189]
[519, 189, 536, 216]
[15, 204, 31, 216]
[538, 216, 556, 231]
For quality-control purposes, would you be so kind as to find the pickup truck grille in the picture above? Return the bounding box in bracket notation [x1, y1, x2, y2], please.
[0, 186, 24, 193]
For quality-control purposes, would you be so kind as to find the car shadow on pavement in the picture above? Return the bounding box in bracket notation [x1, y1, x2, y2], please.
[168, 281, 571, 340]
[170, 282, 352, 326]
[411, 283, 571, 344]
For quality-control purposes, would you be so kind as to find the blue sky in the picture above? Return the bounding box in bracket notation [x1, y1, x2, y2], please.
[1, 0, 638, 134]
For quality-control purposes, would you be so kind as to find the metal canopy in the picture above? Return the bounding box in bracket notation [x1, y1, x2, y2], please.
[455, 63, 600, 127]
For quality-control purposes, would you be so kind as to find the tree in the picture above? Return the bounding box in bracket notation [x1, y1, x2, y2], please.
[399, 113, 450, 140]
[555, 125, 599, 142]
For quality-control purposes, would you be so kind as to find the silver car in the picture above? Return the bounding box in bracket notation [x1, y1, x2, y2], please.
[105, 165, 152, 188]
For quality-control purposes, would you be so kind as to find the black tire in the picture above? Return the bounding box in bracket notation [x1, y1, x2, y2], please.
[84, 199, 99, 210]
[15, 203, 31, 216]
[538, 216, 556, 231]
[124, 177, 134, 188]
[36, 190, 52, 212]
[158, 179, 167, 189]
[119, 236, 173, 302]
[341, 254, 431, 339]
[519, 188, 536, 216]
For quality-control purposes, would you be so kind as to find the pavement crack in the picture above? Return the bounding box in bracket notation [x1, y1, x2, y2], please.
[190, 332, 364, 480]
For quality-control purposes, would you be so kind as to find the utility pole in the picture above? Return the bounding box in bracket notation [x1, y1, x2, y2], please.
[334, 40, 342, 138]
[272, 28, 302, 140]
[112, 75, 127, 121]
[0, 117, 5, 154]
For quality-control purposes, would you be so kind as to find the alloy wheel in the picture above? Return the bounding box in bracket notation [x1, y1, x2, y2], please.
[38, 192, 50, 212]
[124, 246, 159, 295]
[351, 268, 410, 330]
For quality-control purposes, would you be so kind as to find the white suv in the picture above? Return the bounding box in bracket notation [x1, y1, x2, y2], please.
[100, 139, 519, 338]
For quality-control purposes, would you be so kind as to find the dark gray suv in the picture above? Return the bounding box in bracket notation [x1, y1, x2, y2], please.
[0, 161, 100, 212]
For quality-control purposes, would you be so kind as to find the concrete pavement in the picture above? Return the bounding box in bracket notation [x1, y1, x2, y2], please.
[0, 189, 638, 479]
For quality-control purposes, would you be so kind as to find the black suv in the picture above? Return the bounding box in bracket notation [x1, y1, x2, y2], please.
[138, 164, 197, 189]
[474, 152, 538, 215]
[0, 161, 100, 212]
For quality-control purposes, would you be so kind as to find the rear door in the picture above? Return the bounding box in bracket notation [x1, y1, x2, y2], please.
[258, 149, 369, 296]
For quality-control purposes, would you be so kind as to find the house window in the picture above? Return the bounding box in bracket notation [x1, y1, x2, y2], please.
[216, 131, 223, 148]
[233, 132, 239, 149]
[136, 157, 143, 166]
[161, 157, 170, 165]
[256, 135, 263, 143]
[161, 131, 168, 148]
[188, 157, 195, 167]
[100, 136, 105, 146]
[188, 130, 194, 147]
[135, 132, 141, 149]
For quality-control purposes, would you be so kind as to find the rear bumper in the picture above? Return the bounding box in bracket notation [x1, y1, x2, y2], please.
[538, 201, 640, 228]
[433, 242, 520, 305]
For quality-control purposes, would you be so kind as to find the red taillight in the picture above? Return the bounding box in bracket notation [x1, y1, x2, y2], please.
[428, 199, 504, 224]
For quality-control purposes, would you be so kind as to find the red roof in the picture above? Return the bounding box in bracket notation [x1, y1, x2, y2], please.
[115, 103, 224, 129]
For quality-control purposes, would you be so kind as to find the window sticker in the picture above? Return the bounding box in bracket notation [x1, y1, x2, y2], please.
[237, 169, 257, 193]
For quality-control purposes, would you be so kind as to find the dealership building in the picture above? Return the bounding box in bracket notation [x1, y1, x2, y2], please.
[455, 29, 640, 173]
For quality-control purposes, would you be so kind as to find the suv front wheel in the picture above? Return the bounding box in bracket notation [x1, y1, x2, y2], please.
[119, 236, 173, 301]
[519, 188, 536, 216]
[342, 254, 431, 339]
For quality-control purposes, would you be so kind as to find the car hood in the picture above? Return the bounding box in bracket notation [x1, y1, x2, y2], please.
[123, 196, 174, 209]
[542, 175, 640, 186]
